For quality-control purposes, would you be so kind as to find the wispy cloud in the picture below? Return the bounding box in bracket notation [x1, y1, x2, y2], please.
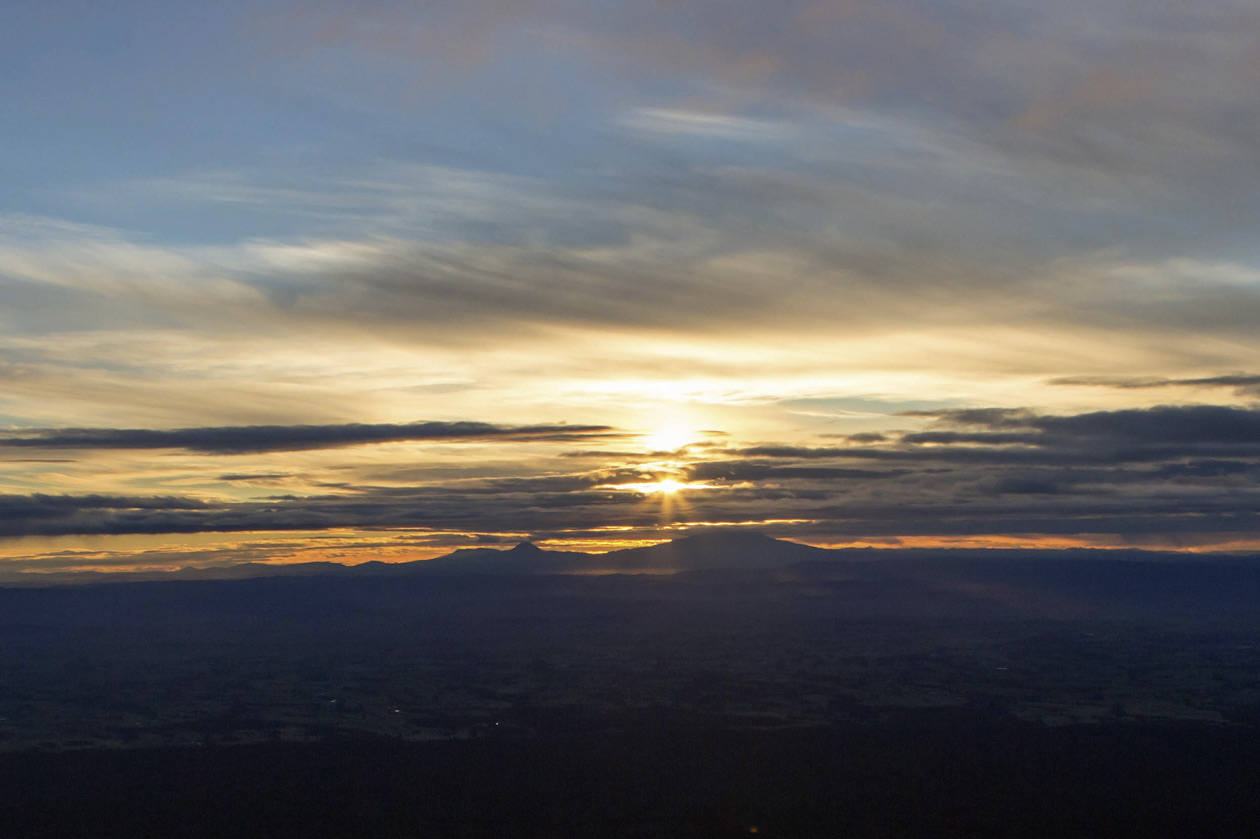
[1052, 373, 1260, 398]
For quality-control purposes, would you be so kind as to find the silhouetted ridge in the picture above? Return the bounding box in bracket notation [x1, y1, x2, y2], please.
[397, 539, 594, 575]
[603, 531, 825, 573]
[354, 531, 819, 577]
[26, 531, 1260, 588]
[667, 530, 780, 549]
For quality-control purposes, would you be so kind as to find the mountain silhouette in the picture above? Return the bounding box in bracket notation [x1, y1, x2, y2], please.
[0, 532, 825, 586]
[10, 533, 1260, 615]
[396, 530, 828, 576]
[599, 530, 827, 573]
[398, 540, 595, 575]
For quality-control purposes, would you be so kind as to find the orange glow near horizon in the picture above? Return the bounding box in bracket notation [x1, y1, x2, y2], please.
[8, 527, 1260, 579]
[795, 534, 1260, 553]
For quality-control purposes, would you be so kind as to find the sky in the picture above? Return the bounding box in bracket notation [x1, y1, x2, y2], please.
[4, 0, 1260, 576]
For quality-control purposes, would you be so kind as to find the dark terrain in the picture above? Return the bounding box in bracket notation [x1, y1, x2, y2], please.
[3, 532, 1260, 837]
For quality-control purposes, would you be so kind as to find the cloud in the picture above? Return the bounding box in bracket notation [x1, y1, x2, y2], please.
[1033, 406, 1260, 445]
[1, 403, 1256, 550]
[0, 420, 618, 455]
[1052, 373, 1260, 398]
[619, 108, 794, 142]
[218, 473, 294, 482]
[922, 405, 1260, 448]
[685, 461, 907, 482]
[11, 156, 1260, 389]
[252, 2, 1260, 192]
[0, 494, 208, 515]
[0, 493, 212, 538]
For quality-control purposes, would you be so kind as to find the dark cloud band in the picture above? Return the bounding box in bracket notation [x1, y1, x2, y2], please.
[0, 421, 619, 455]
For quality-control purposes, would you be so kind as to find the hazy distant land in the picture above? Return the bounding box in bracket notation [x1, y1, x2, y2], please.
[3, 532, 1260, 836]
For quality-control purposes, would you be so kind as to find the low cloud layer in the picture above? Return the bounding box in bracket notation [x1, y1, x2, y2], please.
[3, 405, 1258, 558]
[1053, 374, 1260, 398]
[0, 421, 617, 455]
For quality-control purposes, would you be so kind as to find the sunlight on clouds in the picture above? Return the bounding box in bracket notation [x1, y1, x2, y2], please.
[606, 478, 711, 496]
[0, 528, 524, 575]
[638, 406, 706, 453]
[7, 208, 1260, 438]
[0, 216, 262, 305]
[640, 427, 696, 453]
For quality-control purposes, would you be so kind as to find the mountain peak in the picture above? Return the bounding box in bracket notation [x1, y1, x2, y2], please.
[509, 541, 544, 554]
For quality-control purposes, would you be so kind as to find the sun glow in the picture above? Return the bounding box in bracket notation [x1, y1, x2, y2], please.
[607, 478, 710, 495]
[639, 407, 707, 452]
[642, 425, 697, 452]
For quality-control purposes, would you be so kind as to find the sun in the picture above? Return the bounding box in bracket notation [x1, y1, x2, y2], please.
[603, 477, 706, 496]
[652, 479, 683, 495]
[594, 475, 711, 524]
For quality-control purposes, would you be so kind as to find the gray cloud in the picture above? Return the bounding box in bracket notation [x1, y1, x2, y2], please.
[914, 405, 1260, 453]
[1033, 406, 1260, 445]
[218, 473, 294, 482]
[0, 494, 214, 538]
[1052, 374, 1260, 397]
[0, 420, 618, 455]
[686, 461, 907, 482]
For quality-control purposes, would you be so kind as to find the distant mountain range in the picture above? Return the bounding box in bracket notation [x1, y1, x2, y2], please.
[6, 530, 1260, 629]
[6, 529, 1260, 592]
[412, 530, 828, 576]
[0, 531, 831, 586]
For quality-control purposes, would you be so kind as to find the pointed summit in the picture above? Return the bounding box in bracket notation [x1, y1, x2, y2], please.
[508, 541, 544, 554]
